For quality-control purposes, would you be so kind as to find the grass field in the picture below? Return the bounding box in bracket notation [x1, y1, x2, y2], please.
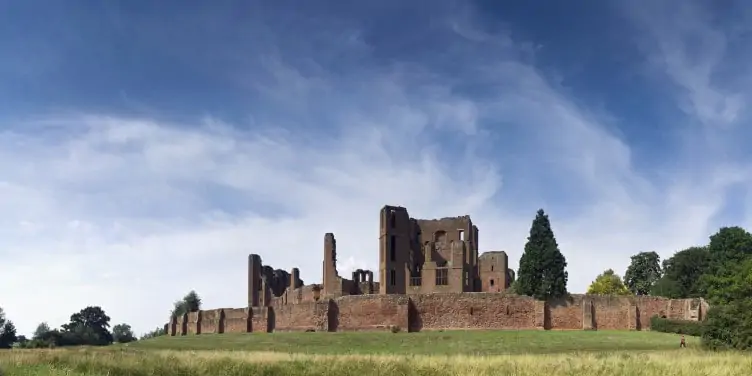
[129, 330, 698, 355]
[1, 331, 749, 376]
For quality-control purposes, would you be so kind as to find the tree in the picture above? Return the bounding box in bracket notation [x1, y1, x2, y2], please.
[140, 326, 167, 340]
[171, 290, 202, 318]
[112, 323, 137, 344]
[623, 251, 662, 295]
[171, 300, 187, 318]
[183, 290, 201, 312]
[587, 269, 631, 295]
[701, 257, 752, 350]
[33, 322, 51, 340]
[703, 255, 752, 306]
[651, 246, 709, 298]
[0, 321, 17, 348]
[0, 307, 17, 349]
[515, 209, 568, 299]
[15, 335, 28, 347]
[706, 226, 752, 275]
[61, 306, 113, 346]
[26, 322, 59, 348]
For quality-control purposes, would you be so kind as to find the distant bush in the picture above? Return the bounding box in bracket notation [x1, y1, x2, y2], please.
[390, 326, 401, 333]
[650, 315, 704, 336]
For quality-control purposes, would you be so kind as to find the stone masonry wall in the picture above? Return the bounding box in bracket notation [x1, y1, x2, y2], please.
[409, 293, 539, 331]
[168, 293, 707, 335]
[335, 295, 410, 331]
[272, 301, 330, 332]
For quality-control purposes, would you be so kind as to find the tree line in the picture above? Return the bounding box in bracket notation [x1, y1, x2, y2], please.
[512, 209, 752, 350]
[0, 290, 202, 348]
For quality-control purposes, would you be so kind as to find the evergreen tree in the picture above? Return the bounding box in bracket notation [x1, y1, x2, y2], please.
[515, 209, 568, 299]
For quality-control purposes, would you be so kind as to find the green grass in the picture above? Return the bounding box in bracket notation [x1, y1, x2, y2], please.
[128, 330, 698, 355]
[3, 330, 744, 376]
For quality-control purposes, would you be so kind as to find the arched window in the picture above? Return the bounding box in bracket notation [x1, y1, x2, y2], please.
[434, 230, 447, 243]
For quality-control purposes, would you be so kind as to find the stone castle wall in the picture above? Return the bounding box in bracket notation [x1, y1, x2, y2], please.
[167, 293, 706, 335]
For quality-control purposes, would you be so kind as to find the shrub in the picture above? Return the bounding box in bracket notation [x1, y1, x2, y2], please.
[390, 326, 401, 333]
[650, 315, 704, 336]
[701, 300, 752, 350]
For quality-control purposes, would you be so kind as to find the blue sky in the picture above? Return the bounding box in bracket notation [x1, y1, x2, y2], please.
[1, 0, 751, 336]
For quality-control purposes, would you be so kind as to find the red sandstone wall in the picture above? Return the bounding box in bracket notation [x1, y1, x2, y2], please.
[273, 301, 329, 332]
[200, 309, 220, 334]
[175, 315, 185, 335]
[588, 296, 630, 330]
[335, 295, 409, 331]
[186, 312, 199, 334]
[167, 294, 707, 336]
[298, 285, 319, 303]
[634, 296, 677, 329]
[223, 308, 249, 333]
[251, 307, 269, 333]
[548, 297, 582, 329]
[409, 293, 538, 331]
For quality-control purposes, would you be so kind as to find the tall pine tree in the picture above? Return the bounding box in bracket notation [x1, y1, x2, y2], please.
[515, 209, 568, 299]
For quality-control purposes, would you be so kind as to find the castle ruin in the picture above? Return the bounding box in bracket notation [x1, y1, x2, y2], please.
[167, 205, 708, 335]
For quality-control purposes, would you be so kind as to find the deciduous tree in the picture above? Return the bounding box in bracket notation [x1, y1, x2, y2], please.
[706, 226, 752, 275]
[112, 323, 136, 343]
[701, 257, 752, 350]
[32, 322, 51, 340]
[515, 209, 568, 299]
[0, 323, 17, 348]
[624, 251, 662, 295]
[0, 308, 17, 349]
[587, 269, 631, 295]
[140, 326, 167, 340]
[61, 306, 113, 346]
[651, 246, 709, 298]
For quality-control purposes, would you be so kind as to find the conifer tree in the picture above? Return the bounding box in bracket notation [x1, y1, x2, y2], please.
[515, 209, 568, 299]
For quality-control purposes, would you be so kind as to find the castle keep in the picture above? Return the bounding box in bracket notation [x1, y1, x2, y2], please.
[168, 205, 707, 335]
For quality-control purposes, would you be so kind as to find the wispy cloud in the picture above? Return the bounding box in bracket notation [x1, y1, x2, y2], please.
[626, 1, 749, 128]
[0, 1, 750, 336]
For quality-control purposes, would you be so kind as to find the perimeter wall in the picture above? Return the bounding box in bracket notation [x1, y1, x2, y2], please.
[167, 293, 707, 334]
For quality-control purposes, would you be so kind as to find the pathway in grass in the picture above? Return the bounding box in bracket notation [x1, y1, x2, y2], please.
[129, 330, 695, 355]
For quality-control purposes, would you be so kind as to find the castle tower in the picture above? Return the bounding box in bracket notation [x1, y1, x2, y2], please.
[379, 205, 410, 294]
[290, 267, 300, 289]
[323, 233, 338, 296]
[248, 254, 262, 307]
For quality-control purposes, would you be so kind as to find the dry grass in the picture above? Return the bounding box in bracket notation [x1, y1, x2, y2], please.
[1, 347, 751, 376]
[0, 331, 747, 375]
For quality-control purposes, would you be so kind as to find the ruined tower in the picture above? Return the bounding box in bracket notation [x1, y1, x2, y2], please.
[247, 254, 262, 307]
[379, 205, 411, 294]
[322, 233, 338, 296]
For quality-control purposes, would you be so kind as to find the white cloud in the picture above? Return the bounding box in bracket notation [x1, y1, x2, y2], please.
[1, 2, 750, 338]
[625, 1, 748, 128]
